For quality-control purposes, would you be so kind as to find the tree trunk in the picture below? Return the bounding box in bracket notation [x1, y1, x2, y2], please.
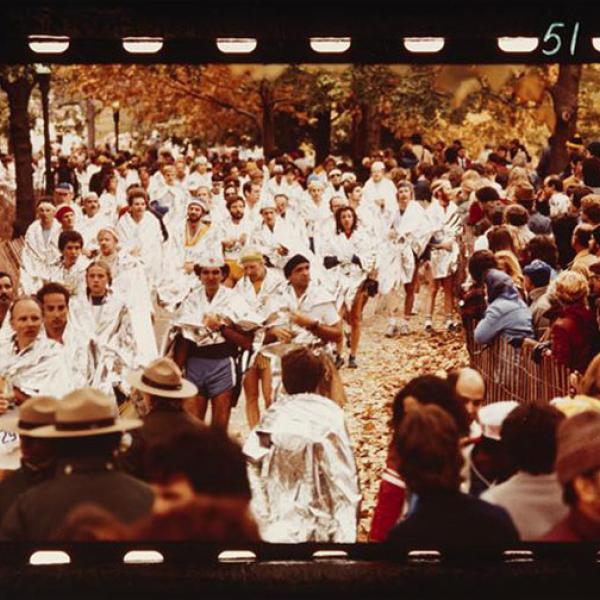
[4, 79, 35, 237]
[352, 101, 382, 165]
[351, 103, 368, 166]
[260, 81, 275, 160]
[314, 108, 331, 164]
[86, 97, 96, 150]
[549, 64, 583, 175]
[366, 102, 382, 155]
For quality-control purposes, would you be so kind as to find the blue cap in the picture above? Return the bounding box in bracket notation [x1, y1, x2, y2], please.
[523, 259, 552, 287]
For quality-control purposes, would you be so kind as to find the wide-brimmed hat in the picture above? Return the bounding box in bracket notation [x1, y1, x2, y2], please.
[0, 395, 58, 435]
[27, 388, 142, 438]
[127, 357, 198, 399]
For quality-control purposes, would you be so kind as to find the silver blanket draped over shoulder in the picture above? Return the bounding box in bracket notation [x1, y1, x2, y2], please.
[163, 285, 264, 352]
[0, 334, 74, 398]
[243, 392, 361, 542]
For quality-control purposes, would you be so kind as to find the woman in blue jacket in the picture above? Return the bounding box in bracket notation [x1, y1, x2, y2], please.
[474, 269, 534, 346]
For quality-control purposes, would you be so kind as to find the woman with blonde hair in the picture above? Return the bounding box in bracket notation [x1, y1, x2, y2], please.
[549, 270, 598, 372]
[495, 250, 525, 297]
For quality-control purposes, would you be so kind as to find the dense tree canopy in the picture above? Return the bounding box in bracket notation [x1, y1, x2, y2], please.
[3, 61, 600, 234]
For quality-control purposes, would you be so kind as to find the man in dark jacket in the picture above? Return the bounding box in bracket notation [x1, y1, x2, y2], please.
[388, 403, 518, 547]
[0, 396, 58, 520]
[122, 357, 204, 478]
[0, 388, 153, 540]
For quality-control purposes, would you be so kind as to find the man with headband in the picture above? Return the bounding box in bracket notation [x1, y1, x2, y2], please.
[78, 192, 110, 255]
[19, 199, 61, 295]
[159, 197, 220, 308]
[166, 247, 261, 430]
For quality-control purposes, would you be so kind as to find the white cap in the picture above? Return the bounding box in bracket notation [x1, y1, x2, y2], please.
[187, 197, 207, 211]
[197, 156, 209, 165]
[197, 246, 225, 268]
[273, 164, 284, 174]
[329, 168, 342, 177]
[371, 161, 385, 172]
[477, 401, 519, 440]
[340, 172, 356, 183]
[260, 197, 277, 212]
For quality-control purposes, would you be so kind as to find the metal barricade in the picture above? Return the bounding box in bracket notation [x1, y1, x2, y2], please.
[464, 322, 571, 405]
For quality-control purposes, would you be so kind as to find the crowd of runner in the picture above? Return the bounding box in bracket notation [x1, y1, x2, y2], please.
[1, 132, 600, 543]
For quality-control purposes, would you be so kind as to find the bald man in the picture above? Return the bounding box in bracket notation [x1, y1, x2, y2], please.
[448, 367, 486, 424]
[0, 298, 73, 411]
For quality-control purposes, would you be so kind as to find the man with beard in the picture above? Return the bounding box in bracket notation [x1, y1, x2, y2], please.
[0, 273, 15, 342]
[173, 198, 218, 271]
[218, 196, 252, 287]
[36, 283, 95, 389]
[159, 198, 219, 309]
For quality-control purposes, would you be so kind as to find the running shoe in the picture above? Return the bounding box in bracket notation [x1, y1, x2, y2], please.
[347, 355, 358, 369]
[424, 317, 433, 332]
[334, 353, 345, 369]
[398, 319, 410, 335]
[445, 319, 458, 332]
[384, 321, 398, 338]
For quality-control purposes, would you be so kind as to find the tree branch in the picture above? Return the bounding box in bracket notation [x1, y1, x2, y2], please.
[160, 75, 261, 129]
[271, 96, 296, 107]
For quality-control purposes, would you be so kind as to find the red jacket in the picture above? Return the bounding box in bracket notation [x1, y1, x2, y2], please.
[369, 449, 407, 542]
[551, 302, 597, 373]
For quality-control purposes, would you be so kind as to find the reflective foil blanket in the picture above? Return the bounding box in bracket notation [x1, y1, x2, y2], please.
[244, 392, 361, 542]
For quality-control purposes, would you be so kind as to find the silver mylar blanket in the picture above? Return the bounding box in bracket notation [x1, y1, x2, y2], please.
[243, 392, 361, 543]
